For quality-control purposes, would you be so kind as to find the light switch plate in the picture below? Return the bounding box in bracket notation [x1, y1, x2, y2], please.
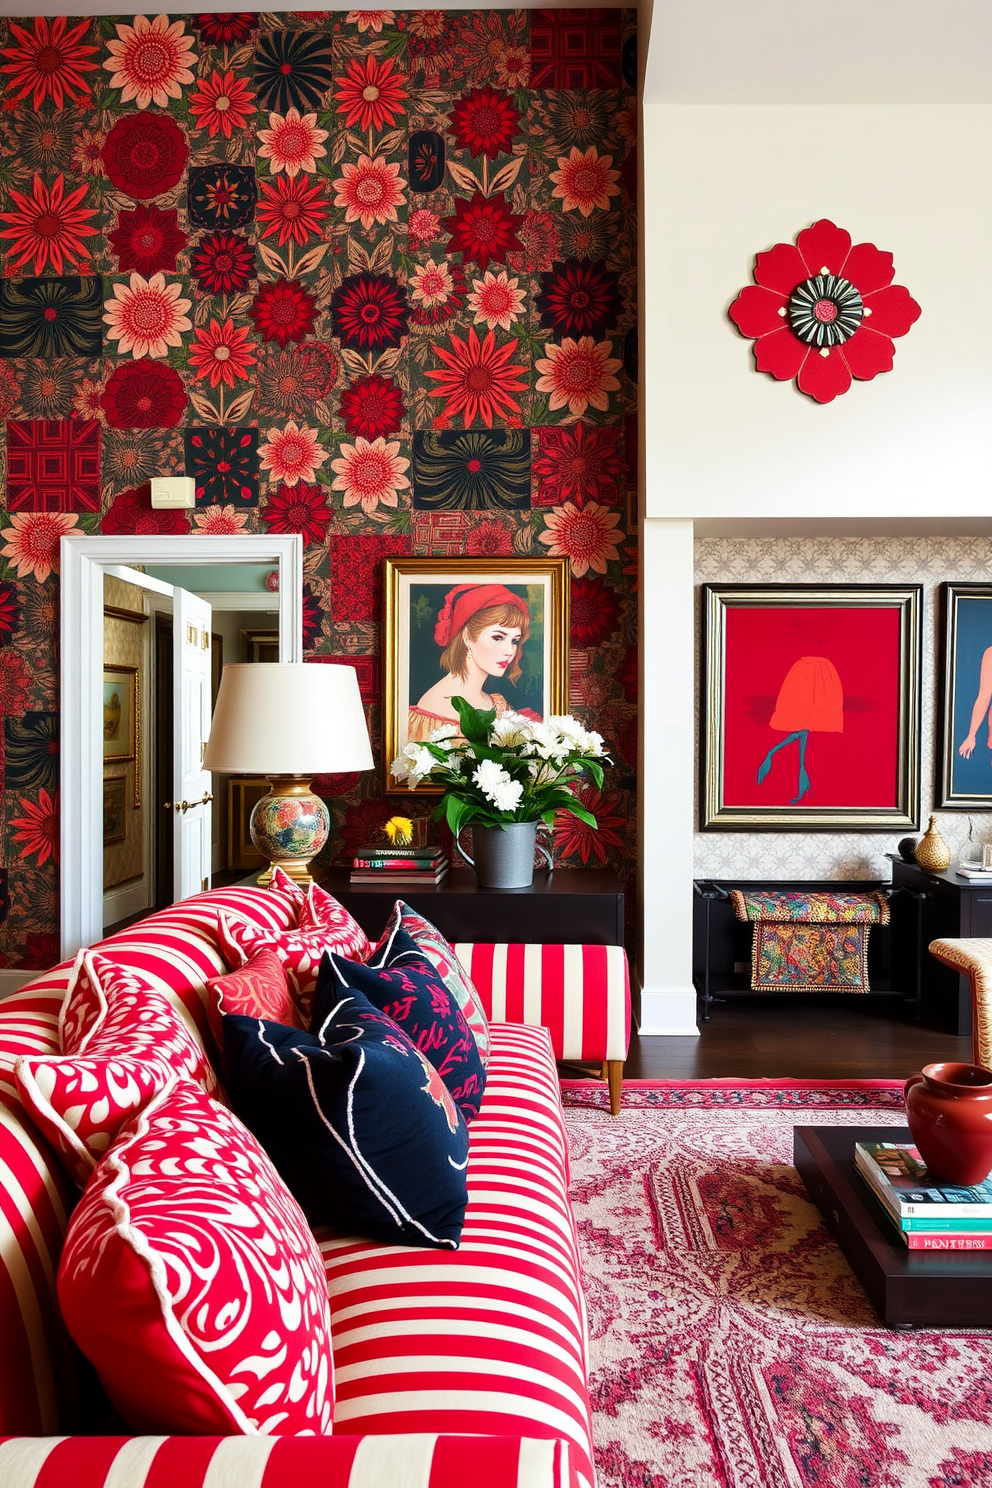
[150, 476, 196, 509]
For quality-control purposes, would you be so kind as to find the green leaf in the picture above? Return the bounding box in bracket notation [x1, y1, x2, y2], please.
[451, 695, 495, 745]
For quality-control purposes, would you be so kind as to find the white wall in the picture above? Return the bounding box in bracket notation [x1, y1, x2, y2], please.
[644, 104, 992, 522]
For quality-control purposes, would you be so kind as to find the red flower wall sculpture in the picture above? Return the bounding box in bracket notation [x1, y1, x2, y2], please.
[729, 219, 921, 404]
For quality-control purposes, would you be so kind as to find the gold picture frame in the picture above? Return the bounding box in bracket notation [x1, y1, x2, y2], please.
[383, 556, 570, 794]
[103, 776, 127, 845]
[103, 665, 138, 763]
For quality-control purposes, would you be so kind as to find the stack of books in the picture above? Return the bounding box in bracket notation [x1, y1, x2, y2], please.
[349, 843, 449, 886]
[855, 1141, 992, 1249]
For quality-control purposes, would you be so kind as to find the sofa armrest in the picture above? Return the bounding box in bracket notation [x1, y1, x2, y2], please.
[455, 942, 630, 1063]
[0, 1434, 579, 1488]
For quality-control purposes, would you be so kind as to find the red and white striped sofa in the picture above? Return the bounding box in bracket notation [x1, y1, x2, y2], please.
[0, 886, 629, 1488]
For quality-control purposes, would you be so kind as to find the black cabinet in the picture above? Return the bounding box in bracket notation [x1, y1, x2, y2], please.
[319, 867, 625, 947]
[889, 857, 991, 1036]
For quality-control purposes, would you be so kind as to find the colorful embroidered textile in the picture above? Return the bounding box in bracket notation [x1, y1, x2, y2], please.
[729, 890, 889, 993]
[729, 890, 889, 926]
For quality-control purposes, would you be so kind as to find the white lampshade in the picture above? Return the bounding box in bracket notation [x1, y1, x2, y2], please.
[203, 663, 373, 775]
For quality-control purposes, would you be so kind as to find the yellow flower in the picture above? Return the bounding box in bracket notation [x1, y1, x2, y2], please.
[384, 815, 413, 846]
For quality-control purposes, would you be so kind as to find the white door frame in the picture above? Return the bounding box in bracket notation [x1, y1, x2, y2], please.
[60, 533, 304, 959]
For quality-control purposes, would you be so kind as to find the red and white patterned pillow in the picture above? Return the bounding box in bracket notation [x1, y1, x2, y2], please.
[57, 1078, 335, 1436]
[218, 890, 369, 1023]
[375, 902, 491, 1066]
[15, 1053, 176, 1186]
[206, 947, 303, 1054]
[58, 950, 219, 1095]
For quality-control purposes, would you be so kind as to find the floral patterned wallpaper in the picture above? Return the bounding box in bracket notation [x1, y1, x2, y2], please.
[0, 8, 639, 970]
[695, 536, 992, 883]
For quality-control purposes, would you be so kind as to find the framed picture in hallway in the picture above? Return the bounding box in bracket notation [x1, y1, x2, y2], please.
[383, 556, 570, 793]
[936, 583, 992, 809]
[700, 584, 922, 830]
[103, 665, 138, 764]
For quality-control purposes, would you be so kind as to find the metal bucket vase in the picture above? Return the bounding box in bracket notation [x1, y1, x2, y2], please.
[456, 821, 553, 889]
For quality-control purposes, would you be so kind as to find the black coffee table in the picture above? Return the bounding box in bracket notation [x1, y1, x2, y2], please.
[794, 1125, 992, 1328]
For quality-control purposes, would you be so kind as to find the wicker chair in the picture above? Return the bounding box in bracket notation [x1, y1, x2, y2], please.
[927, 938, 992, 1070]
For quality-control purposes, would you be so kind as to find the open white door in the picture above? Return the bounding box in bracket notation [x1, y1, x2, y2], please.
[173, 588, 213, 901]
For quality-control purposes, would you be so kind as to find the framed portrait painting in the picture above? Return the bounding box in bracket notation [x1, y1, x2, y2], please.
[103, 666, 138, 764]
[701, 584, 922, 830]
[936, 584, 992, 809]
[383, 557, 570, 792]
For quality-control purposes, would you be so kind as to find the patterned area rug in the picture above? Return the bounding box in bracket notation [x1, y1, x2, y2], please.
[561, 1083, 992, 1488]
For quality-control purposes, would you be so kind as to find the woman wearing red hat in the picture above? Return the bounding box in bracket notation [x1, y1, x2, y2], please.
[409, 582, 535, 742]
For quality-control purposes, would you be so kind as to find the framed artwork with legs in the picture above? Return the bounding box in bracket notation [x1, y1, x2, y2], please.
[700, 583, 921, 830]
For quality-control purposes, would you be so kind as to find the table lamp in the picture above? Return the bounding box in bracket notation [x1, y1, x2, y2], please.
[203, 663, 373, 886]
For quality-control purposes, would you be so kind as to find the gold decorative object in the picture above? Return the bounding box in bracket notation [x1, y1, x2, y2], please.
[915, 815, 951, 872]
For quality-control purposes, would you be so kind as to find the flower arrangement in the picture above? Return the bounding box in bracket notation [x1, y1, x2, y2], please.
[391, 696, 609, 836]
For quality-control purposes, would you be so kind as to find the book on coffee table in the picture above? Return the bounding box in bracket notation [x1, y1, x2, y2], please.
[856, 1142, 992, 1213]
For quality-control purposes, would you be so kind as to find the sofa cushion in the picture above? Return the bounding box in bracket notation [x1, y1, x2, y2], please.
[57, 1079, 335, 1437]
[375, 902, 491, 1065]
[319, 929, 486, 1123]
[223, 981, 469, 1249]
[218, 890, 370, 1023]
[319, 1021, 594, 1488]
[206, 947, 303, 1054]
[58, 952, 220, 1098]
[14, 1052, 176, 1186]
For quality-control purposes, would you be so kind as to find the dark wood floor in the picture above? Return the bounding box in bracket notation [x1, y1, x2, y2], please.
[622, 995, 972, 1081]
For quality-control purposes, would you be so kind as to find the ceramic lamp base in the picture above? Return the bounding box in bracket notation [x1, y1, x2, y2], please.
[250, 776, 329, 888]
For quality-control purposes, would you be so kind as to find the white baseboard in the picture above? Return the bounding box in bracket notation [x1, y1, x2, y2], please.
[0, 969, 44, 1000]
[637, 986, 700, 1036]
[103, 879, 151, 929]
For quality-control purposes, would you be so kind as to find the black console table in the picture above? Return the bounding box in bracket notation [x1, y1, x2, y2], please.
[318, 867, 625, 947]
[693, 876, 927, 1023]
[888, 856, 992, 1036]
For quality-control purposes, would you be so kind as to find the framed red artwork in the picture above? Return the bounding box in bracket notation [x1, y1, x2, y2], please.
[701, 584, 922, 830]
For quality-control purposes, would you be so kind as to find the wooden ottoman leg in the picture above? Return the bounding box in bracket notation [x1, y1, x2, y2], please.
[606, 1060, 623, 1116]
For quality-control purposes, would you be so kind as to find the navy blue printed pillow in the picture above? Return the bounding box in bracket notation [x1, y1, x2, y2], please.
[222, 985, 469, 1250]
[317, 927, 487, 1122]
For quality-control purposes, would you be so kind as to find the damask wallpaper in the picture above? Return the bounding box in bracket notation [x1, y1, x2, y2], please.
[695, 536, 992, 882]
[0, 8, 639, 969]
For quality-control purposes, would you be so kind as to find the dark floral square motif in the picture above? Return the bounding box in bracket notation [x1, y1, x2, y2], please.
[185, 427, 259, 505]
[530, 10, 622, 88]
[5, 713, 58, 794]
[7, 419, 101, 511]
[413, 430, 531, 511]
[188, 165, 257, 231]
[0, 277, 103, 360]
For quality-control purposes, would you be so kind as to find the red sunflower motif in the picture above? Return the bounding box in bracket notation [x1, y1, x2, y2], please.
[443, 191, 523, 272]
[425, 326, 528, 429]
[339, 374, 405, 439]
[554, 783, 626, 866]
[101, 113, 189, 200]
[532, 423, 622, 507]
[102, 359, 188, 429]
[194, 14, 258, 45]
[330, 273, 409, 354]
[257, 174, 329, 248]
[260, 482, 333, 544]
[535, 259, 622, 341]
[448, 86, 520, 159]
[333, 54, 408, 132]
[190, 230, 256, 296]
[109, 204, 187, 276]
[0, 16, 99, 110]
[569, 575, 620, 646]
[249, 278, 318, 348]
[729, 219, 922, 404]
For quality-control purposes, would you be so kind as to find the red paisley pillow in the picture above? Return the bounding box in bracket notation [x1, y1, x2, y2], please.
[58, 1079, 335, 1436]
[218, 892, 369, 1023]
[205, 947, 303, 1054]
[16, 1053, 176, 1187]
[58, 951, 220, 1096]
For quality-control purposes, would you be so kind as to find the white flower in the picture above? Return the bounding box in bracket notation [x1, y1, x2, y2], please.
[473, 758, 523, 813]
[390, 741, 437, 785]
[527, 720, 571, 762]
[491, 714, 534, 749]
[428, 723, 460, 743]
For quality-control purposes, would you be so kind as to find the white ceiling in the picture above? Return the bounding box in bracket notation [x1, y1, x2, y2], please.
[644, 0, 992, 104]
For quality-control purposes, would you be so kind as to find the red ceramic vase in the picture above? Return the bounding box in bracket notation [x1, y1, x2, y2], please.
[903, 1062, 992, 1186]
